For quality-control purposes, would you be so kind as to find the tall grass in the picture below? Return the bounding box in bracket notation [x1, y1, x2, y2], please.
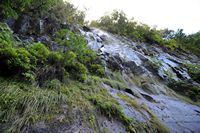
[0, 79, 67, 132]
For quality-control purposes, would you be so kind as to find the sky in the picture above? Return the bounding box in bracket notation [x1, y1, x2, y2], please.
[69, 0, 200, 34]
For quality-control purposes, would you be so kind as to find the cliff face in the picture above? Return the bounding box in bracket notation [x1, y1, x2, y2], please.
[1, 15, 200, 132]
[81, 28, 200, 132]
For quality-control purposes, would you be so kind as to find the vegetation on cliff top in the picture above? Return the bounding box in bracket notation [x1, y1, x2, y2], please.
[91, 10, 200, 56]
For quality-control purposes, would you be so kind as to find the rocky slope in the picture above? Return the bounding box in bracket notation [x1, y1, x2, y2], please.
[1, 15, 200, 132]
[81, 28, 200, 132]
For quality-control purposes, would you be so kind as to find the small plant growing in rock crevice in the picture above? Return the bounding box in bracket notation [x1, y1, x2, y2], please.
[147, 57, 162, 71]
[88, 89, 136, 132]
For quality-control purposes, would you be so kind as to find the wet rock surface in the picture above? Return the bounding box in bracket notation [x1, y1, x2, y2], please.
[82, 28, 200, 132]
[143, 95, 200, 133]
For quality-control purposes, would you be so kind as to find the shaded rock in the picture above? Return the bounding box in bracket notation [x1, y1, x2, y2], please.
[107, 56, 123, 71]
[23, 37, 35, 44]
[5, 18, 16, 29]
[123, 61, 145, 75]
[14, 13, 30, 34]
[141, 82, 161, 94]
[51, 42, 59, 51]
[82, 26, 91, 32]
[141, 93, 156, 102]
[171, 67, 190, 80]
[37, 35, 51, 45]
[124, 88, 135, 96]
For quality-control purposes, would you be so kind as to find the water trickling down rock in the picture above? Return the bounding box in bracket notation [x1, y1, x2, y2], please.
[81, 27, 200, 133]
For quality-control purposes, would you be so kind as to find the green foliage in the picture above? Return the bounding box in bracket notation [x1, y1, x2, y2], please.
[16, 48, 32, 69]
[46, 0, 85, 25]
[0, 0, 85, 28]
[54, 29, 98, 65]
[54, 29, 104, 81]
[0, 23, 104, 83]
[118, 94, 141, 112]
[0, 47, 33, 76]
[44, 79, 62, 90]
[185, 64, 200, 83]
[48, 52, 64, 65]
[66, 62, 87, 81]
[0, 27, 54, 81]
[28, 43, 50, 64]
[0, 0, 57, 19]
[141, 105, 171, 133]
[147, 57, 162, 70]
[22, 70, 36, 82]
[0, 80, 67, 132]
[54, 29, 90, 61]
[78, 49, 98, 65]
[0, 23, 13, 48]
[0, 0, 31, 19]
[65, 51, 77, 64]
[162, 39, 180, 50]
[88, 89, 135, 132]
[91, 11, 163, 44]
[102, 78, 128, 90]
[91, 11, 200, 56]
[89, 64, 105, 77]
[168, 80, 200, 102]
[36, 65, 66, 86]
[183, 32, 200, 56]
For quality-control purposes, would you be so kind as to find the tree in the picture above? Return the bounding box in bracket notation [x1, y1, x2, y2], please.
[173, 29, 187, 43]
[0, 0, 56, 19]
[0, 0, 31, 19]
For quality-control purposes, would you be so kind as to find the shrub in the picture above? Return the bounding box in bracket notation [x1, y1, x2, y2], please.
[36, 65, 66, 86]
[72, 62, 87, 81]
[54, 29, 86, 53]
[146, 30, 163, 44]
[28, 43, 50, 64]
[89, 64, 105, 77]
[0, 0, 57, 19]
[54, 29, 98, 64]
[163, 39, 179, 50]
[64, 51, 77, 64]
[0, 23, 13, 48]
[66, 62, 87, 81]
[168, 80, 200, 102]
[78, 49, 98, 65]
[0, 23, 36, 79]
[0, 47, 33, 77]
[53, 29, 104, 81]
[48, 52, 64, 65]
[15, 48, 33, 70]
[22, 70, 36, 82]
[185, 64, 200, 83]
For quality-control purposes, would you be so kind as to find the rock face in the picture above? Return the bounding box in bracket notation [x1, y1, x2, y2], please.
[82, 28, 199, 82]
[81, 28, 200, 133]
[3, 20, 199, 132]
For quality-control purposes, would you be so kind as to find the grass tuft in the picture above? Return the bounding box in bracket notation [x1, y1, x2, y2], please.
[0, 80, 67, 132]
